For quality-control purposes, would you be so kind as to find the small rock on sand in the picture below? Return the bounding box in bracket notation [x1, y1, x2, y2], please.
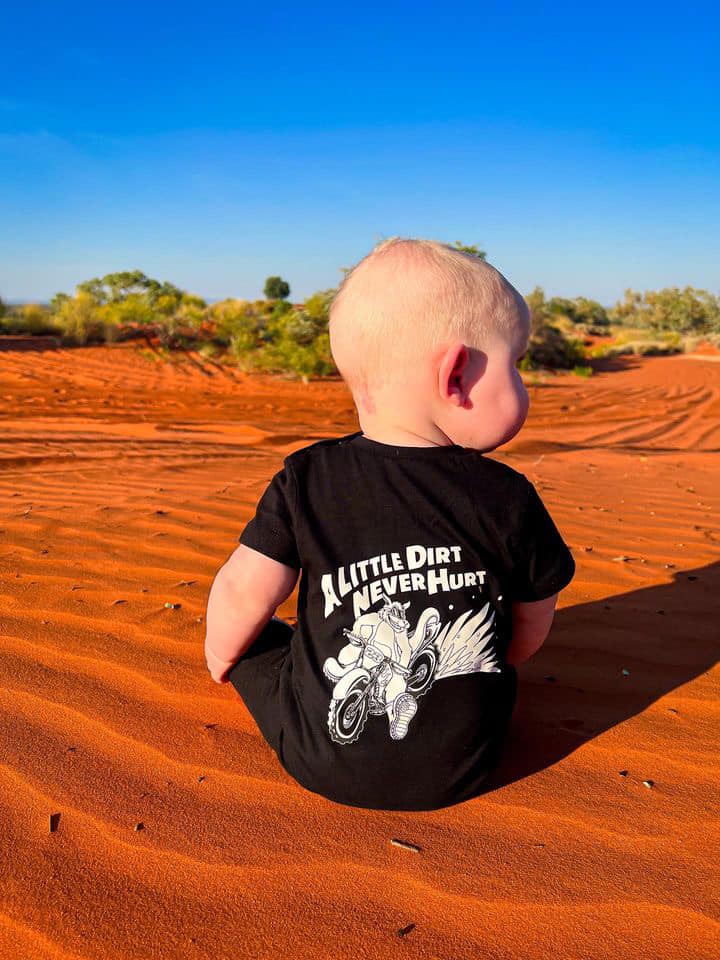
[390, 838, 421, 853]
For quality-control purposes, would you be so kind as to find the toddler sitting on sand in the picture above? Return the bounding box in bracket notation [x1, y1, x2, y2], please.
[204, 237, 575, 811]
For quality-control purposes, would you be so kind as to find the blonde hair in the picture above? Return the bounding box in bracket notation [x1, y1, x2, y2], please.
[328, 236, 527, 400]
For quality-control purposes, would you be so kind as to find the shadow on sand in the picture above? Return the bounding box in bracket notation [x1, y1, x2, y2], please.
[488, 560, 719, 790]
[0, 334, 62, 352]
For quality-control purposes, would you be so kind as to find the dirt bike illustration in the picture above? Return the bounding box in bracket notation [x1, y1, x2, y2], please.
[323, 595, 441, 745]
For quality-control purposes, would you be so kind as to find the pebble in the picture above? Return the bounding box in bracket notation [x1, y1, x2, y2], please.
[621, 669, 630, 677]
[643, 780, 654, 789]
[398, 923, 416, 938]
[390, 838, 421, 853]
[164, 602, 181, 609]
[618, 770, 629, 777]
[134, 822, 145, 831]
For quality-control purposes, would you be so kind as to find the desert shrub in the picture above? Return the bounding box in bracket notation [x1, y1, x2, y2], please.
[49, 272, 203, 346]
[173, 294, 207, 329]
[254, 329, 335, 382]
[209, 299, 265, 354]
[0, 303, 61, 336]
[609, 287, 720, 334]
[22, 303, 57, 334]
[0, 312, 23, 334]
[525, 323, 586, 370]
[269, 299, 293, 322]
[523, 287, 591, 369]
[54, 292, 106, 345]
[547, 296, 609, 327]
[572, 365, 593, 377]
[253, 294, 335, 380]
[595, 339, 683, 358]
[103, 294, 156, 330]
[528, 324, 585, 370]
[633, 341, 683, 356]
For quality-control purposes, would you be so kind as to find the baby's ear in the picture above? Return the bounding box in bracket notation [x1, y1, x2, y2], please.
[438, 341, 473, 404]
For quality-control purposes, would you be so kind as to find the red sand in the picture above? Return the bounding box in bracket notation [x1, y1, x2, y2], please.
[0, 339, 718, 959]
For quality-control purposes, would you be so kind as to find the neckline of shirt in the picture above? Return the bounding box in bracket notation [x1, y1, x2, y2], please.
[345, 430, 475, 459]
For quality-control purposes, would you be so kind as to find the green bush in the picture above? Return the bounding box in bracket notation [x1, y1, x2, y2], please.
[525, 322, 587, 370]
[55, 292, 106, 345]
[254, 330, 335, 382]
[0, 303, 61, 336]
[208, 300, 264, 350]
[233, 288, 336, 380]
[595, 339, 684, 358]
[609, 286, 720, 334]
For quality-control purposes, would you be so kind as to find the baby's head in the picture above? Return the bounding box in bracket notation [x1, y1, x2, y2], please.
[328, 237, 531, 452]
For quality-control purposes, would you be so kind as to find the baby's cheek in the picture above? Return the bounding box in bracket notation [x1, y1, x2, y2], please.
[501, 382, 528, 436]
[518, 380, 530, 422]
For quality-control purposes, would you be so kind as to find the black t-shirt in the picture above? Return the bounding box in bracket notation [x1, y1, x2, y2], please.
[238, 430, 575, 811]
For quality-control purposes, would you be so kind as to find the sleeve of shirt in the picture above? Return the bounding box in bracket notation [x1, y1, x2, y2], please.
[510, 477, 575, 602]
[238, 460, 301, 569]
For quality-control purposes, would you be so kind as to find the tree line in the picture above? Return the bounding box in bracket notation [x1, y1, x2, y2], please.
[1, 244, 719, 379]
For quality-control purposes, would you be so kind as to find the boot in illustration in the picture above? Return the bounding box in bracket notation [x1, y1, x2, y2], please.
[389, 691, 417, 740]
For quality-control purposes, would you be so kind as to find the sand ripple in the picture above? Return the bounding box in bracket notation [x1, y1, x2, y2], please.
[0, 341, 718, 959]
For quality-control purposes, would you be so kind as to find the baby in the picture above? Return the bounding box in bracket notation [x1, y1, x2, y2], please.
[204, 237, 575, 811]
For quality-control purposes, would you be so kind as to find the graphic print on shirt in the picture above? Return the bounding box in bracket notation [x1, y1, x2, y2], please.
[322, 591, 501, 745]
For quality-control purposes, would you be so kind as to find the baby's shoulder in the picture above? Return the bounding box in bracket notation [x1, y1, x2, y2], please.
[284, 434, 350, 468]
[463, 451, 532, 494]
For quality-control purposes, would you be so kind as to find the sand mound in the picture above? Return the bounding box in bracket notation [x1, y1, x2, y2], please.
[0, 339, 717, 958]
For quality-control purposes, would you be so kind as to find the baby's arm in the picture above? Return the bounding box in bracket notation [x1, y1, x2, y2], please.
[204, 543, 299, 683]
[506, 593, 559, 666]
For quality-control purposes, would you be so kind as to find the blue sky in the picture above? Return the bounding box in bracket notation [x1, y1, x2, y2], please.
[1, 1, 718, 305]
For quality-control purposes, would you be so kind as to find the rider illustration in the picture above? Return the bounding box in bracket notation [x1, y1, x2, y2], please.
[323, 594, 441, 741]
[322, 587, 502, 747]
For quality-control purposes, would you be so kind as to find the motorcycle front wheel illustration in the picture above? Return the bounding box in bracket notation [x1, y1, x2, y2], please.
[328, 676, 370, 744]
[406, 644, 438, 699]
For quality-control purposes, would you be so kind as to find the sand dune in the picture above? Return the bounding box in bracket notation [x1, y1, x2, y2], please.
[0, 338, 717, 959]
